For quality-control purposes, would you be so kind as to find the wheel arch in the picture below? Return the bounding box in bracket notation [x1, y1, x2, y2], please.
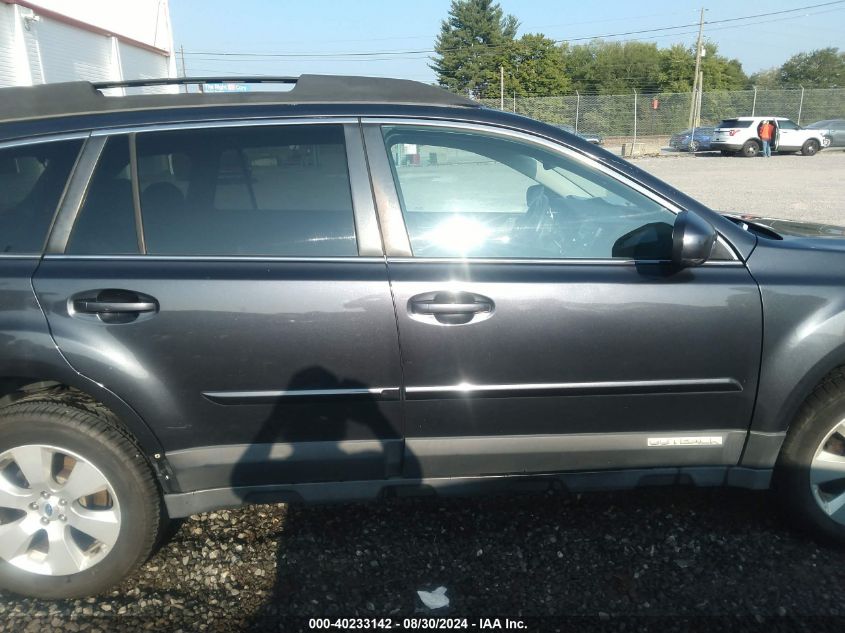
[743, 346, 845, 469]
[0, 372, 168, 475]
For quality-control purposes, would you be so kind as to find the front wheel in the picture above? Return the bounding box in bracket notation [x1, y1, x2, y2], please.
[0, 399, 164, 598]
[776, 370, 845, 545]
[802, 139, 820, 156]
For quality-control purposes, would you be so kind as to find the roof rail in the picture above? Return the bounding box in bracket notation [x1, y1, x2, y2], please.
[0, 74, 480, 126]
[92, 76, 300, 90]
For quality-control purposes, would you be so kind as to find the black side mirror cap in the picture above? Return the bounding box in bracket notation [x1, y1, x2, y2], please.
[672, 210, 717, 268]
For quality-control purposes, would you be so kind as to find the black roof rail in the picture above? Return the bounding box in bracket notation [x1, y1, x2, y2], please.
[0, 74, 479, 126]
[92, 76, 300, 90]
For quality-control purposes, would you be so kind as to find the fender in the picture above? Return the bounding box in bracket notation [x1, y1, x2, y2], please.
[743, 239, 845, 466]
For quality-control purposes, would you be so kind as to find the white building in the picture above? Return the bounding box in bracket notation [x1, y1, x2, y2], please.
[0, 0, 177, 89]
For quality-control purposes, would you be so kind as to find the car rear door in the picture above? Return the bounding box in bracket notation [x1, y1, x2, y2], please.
[363, 120, 762, 479]
[33, 120, 404, 493]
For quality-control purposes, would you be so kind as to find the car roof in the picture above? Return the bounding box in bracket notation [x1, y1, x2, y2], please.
[0, 75, 478, 126]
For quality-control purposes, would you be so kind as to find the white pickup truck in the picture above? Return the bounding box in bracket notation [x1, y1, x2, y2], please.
[710, 116, 830, 157]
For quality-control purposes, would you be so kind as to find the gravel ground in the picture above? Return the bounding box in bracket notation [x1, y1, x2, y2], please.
[635, 149, 845, 224]
[3, 146, 845, 633]
[1, 487, 844, 631]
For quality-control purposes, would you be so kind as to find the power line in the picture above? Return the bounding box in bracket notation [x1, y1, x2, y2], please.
[182, 6, 843, 70]
[181, 1, 845, 59]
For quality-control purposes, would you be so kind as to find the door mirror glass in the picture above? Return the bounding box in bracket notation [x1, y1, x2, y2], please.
[671, 210, 716, 268]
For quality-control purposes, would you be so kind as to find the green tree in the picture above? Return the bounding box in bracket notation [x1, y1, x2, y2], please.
[565, 41, 664, 94]
[748, 67, 782, 89]
[779, 47, 845, 88]
[658, 43, 696, 92]
[432, 0, 519, 98]
[502, 34, 570, 97]
[699, 42, 747, 90]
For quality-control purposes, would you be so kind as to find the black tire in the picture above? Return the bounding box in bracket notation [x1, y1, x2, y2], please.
[689, 140, 700, 152]
[741, 140, 760, 158]
[801, 139, 820, 156]
[775, 369, 845, 545]
[0, 398, 164, 598]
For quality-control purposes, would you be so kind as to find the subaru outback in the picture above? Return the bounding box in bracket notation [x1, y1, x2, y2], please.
[1, 75, 845, 599]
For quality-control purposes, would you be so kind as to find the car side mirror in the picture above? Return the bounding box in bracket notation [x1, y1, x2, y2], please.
[672, 210, 716, 268]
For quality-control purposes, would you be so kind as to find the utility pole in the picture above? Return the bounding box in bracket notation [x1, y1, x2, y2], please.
[500, 65, 504, 110]
[687, 7, 705, 129]
[179, 44, 187, 77]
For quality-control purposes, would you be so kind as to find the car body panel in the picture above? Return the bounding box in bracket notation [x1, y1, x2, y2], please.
[32, 257, 405, 486]
[382, 260, 762, 478]
[6, 85, 845, 508]
[0, 257, 169, 465]
[745, 236, 845, 441]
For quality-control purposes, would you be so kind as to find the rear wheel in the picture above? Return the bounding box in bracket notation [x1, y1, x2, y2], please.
[741, 140, 760, 158]
[0, 399, 164, 598]
[802, 139, 820, 156]
[776, 370, 845, 545]
[689, 140, 701, 152]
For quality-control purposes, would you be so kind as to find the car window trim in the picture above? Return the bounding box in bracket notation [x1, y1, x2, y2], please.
[45, 134, 104, 255]
[0, 134, 89, 256]
[47, 118, 383, 258]
[0, 132, 91, 151]
[362, 117, 738, 263]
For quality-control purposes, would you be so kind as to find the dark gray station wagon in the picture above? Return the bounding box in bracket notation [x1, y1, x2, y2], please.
[1, 75, 845, 598]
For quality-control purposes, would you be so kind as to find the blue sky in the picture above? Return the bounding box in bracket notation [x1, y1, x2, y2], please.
[170, 0, 845, 82]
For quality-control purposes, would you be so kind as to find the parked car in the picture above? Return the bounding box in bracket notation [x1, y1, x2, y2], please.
[557, 124, 604, 145]
[2, 75, 845, 599]
[669, 126, 715, 152]
[710, 116, 830, 157]
[805, 119, 845, 148]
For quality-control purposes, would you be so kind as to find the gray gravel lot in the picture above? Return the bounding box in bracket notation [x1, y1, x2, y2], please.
[1, 489, 845, 630]
[636, 149, 845, 224]
[3, 150, 845, 632]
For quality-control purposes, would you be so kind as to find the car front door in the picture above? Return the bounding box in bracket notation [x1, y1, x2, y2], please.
[33, 120, 404, 493]
[775, 119, 801, 150]
[363, 121, 762, 479]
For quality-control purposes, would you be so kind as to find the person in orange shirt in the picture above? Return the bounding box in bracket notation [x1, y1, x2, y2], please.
[759, 120, 775, 157]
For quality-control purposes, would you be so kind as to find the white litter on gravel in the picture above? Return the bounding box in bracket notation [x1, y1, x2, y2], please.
[417, 586, 449, 610]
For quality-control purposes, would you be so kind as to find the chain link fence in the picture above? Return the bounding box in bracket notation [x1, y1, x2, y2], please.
[479, 88, 845, 151]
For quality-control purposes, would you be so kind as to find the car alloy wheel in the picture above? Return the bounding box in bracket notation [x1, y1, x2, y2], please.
[0, 444, 121, 576]
[809, 420, 845, 526]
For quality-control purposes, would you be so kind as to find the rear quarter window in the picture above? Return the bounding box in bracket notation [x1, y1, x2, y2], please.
[718, 120, 753, 128]
[0, 140, 82, 254]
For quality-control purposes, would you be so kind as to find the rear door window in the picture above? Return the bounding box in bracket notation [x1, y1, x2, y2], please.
[66, 125, 359, 257]
[0, 140, 82, 254]
[138, 124, 357, 257]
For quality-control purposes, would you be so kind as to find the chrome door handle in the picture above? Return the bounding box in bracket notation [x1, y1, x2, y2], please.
[410, 301, 492, 315]
[73, 300, 157, 314]
[407, 291, 495, 325]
